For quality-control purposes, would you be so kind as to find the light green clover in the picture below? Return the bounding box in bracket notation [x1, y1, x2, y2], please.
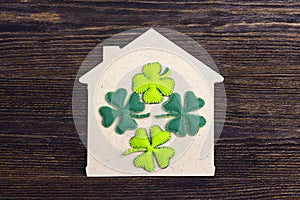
[133, 62, 175, 104]
[123, 125, 175, 172]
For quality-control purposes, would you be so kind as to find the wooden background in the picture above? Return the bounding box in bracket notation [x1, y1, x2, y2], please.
[1, 0, 299, 199]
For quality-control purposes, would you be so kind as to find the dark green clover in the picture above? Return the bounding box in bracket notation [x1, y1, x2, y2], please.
[99, 88, 150, 134]
[155, 91, 206, 137]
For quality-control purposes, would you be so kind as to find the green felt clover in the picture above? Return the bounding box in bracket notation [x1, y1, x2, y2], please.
[133, 62, 175, 104]
[123, 125, 175, 172]
[99, 88, 150, 134]
[155, 91, 206, 137]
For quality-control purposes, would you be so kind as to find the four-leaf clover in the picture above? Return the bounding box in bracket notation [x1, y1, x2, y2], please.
[123, 126, 175, 172]
[155, 91, 206, 137]
[133, 62, 175, 104]
[99, 88, 150, 134]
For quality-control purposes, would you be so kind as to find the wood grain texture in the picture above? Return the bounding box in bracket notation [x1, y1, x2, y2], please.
[1, 0, 299, 199]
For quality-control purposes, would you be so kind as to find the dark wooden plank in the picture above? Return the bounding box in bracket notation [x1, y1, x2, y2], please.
[0, 0, 299, 199]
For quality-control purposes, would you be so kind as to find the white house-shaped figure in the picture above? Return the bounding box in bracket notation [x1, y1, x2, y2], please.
[79, 28, 224, 176]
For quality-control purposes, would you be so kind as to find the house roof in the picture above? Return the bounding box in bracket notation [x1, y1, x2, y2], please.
[79, 28, 224, 84]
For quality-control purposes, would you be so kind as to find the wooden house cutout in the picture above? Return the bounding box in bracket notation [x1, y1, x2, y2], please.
[80, 28, 224, 176]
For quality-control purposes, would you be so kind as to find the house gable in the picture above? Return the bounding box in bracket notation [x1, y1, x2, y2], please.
[79, 28, 224, 85]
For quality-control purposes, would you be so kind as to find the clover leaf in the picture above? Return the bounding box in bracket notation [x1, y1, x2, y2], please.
[133, 62, 175, 104]
[123, 125, 175, 172]
[155, 91, 206, 137]
[99, 88, 150, 134]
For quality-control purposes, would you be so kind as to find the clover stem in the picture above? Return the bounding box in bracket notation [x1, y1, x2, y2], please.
[155, 113, 177, 118]
[130, 113, 150, 119]
[123, 148, 147, 155]
[160, 67, 171, 78]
